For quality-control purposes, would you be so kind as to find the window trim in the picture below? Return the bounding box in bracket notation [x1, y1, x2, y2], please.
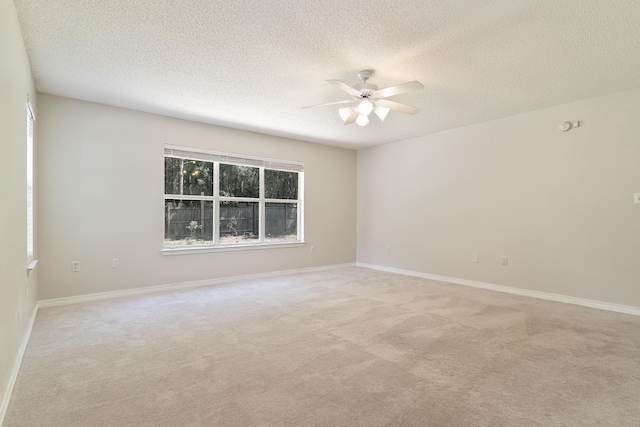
[163, 145, 304, 254]
[164, 145, 304, 172]
[26, 98, 35, 265]
[161, 241, 306, 256]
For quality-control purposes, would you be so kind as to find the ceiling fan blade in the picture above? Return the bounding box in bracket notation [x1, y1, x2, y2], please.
[302, 99, 355, 109]
[374, 80, 424, 99]
[326, 79, 363, 97]
[375, 99, 420, 115]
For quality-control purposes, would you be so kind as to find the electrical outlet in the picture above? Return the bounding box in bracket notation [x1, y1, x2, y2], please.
[71, 261, 80, 272]
[310, 246, 315, 253]
[501, 256, 508, 266]
[472, 253, 478, 263]
[634, 193, 640, 204]
[112, 258, 119, 268]
[387, 246, 391, 253]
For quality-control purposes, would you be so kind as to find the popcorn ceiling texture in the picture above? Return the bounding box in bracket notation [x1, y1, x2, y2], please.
[14, 0, 640, 148]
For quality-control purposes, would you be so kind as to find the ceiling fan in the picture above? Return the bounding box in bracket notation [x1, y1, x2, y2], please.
[303, 70, 424, 126]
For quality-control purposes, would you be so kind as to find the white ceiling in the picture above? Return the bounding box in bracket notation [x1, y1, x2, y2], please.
[14, 0, 640, 149]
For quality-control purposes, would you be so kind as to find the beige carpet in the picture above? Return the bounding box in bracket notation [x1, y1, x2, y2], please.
[5, 267, 640, 426]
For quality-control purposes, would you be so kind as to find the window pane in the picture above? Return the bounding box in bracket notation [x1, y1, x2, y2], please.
[219, 164, 259, 198]
[265, 203, 297, 242]
[265, 170, 298, 200]
[164, 199, 213, 246]
[165, 157, 213, 196]
[219, 201, 259, 244]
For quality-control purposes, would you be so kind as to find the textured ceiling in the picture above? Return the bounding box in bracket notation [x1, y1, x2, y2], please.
[14, 0, 640, 149]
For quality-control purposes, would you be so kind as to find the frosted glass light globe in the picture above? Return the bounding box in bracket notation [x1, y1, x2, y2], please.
[358, 100, 374, 116]
[356, 114, 369, 126]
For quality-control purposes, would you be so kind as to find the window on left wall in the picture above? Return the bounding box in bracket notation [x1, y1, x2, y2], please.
[26, 99, 35, 264]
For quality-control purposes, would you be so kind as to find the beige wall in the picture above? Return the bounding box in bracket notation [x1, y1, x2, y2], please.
[37, 94, 357, 300]
[358, 88, 640, 307]
[0, 0, 38, 418]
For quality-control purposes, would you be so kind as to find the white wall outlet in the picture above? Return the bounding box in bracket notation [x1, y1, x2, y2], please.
[472, 253, 478, 263]
[387, 246, 391, 253]
[501, 256, 508, 266]
[112, 258, 119, 268]
[71, 261, 80, 272]
[310, 246, 315, 253]
[634, 193, 640, 204]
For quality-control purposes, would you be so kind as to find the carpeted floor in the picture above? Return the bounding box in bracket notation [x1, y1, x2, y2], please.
[5, 267, 640, 426]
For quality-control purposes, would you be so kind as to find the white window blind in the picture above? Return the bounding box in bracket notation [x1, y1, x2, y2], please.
[164, 145, 304, 172]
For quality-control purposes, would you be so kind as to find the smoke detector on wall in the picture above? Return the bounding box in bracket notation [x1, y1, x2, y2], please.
[559, 121, 580, 132]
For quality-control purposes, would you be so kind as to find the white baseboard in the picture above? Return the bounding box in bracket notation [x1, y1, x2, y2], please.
[38, 263, 356, 308]
[357, 262, 640, 316]
[0, 304, 38, 426]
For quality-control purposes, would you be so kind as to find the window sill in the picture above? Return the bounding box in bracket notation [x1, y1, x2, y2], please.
[27, 259, 38, 277]
[161, 241, 306, 256]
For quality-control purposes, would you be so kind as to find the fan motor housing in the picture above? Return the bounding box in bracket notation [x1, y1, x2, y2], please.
[357, 70, 373, 81]
[353, 83, 378, 95]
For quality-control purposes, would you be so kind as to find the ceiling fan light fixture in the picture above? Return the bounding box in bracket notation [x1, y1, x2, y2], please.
[358, 99, 374, 116]
[304, 70, 423, 127]
[356, 114, 369, 127]
[339, 107, 355, 122]
[374, 106, 390, 121]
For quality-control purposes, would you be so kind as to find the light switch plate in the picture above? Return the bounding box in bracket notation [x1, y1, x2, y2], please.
[635, 193, 640, 204]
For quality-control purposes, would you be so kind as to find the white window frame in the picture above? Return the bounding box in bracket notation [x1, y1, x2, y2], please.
[162, 145, 305, 255]
[26, 99, 35, 263]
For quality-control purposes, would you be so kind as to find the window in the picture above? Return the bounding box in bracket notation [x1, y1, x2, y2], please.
[164, 145, 303, 250]
[26, 99, 35, 263]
